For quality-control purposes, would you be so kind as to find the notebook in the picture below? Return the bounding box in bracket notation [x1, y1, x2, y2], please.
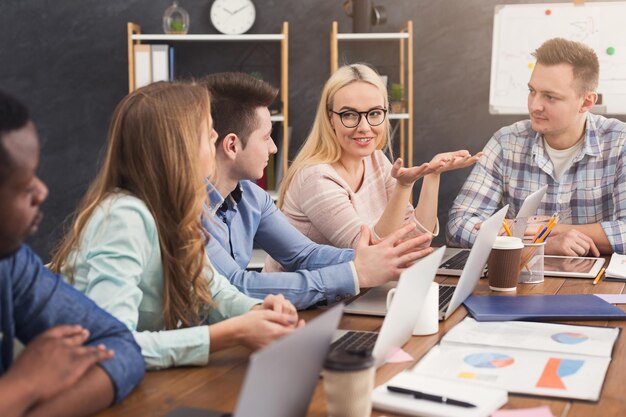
[463, 294, 626, 322]
[331, 247, 444, 367]
[439, 185, 547, 276]
[164, 303, 344, 417]
[344, 206, 507, 322]
[372, 372, 507, 417]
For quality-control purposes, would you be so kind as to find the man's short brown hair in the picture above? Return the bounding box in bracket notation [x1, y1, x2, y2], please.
[532, 38, 599, 95]
[201, 73, 278, 147]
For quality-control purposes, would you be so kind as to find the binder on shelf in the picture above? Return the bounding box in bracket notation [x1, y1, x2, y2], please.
[169, 46, 175, 81]
[463, 294, 626, 322]
[151, 45, 170, 82]
[256, 167, 268, 190]
[274, 126, 290, 188]
[134, 44, 152, 89]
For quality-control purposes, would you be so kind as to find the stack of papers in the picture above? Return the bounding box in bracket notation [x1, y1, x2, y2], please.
[604, 253, 626, 281]
[411, 318, 619, 401]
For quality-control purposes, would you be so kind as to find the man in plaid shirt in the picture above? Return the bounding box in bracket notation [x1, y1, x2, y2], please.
[447, 38, 626, 256]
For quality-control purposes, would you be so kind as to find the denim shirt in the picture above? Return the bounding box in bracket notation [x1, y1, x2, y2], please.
[0, 245, 144, 403]
[203, 180, 359, 309]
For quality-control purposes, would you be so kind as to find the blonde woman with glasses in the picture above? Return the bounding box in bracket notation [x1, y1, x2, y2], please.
[269, 64, 480, 259]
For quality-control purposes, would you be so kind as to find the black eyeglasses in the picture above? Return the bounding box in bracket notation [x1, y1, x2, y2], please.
[329, 108, 388, 128]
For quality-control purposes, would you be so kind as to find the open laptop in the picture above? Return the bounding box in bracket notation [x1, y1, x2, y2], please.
[344, 206, 507, 322]
[165, 303, 344, 417]
[437, 205, 507, 320]
[331, 247, 444, 367]
[438, 186, 546, 276]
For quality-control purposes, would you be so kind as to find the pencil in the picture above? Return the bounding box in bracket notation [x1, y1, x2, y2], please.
[593, 267, 606, 285]
[502, 220, 513, 237]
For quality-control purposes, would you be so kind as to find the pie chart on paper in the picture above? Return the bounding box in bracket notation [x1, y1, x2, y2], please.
[551, 332, 589, 345]
[464, 352, 515, 369]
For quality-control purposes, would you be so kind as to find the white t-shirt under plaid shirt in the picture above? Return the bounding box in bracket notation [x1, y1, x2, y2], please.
[446, 113, 626, 254]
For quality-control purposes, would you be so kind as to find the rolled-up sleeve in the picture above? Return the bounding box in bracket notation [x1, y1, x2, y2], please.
[600, 143, 626, 254]
[447, 137, 504, 248]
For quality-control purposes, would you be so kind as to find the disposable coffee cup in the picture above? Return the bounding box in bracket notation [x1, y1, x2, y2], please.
[322, 349, 375, 417]
[487, 236, 524, 291]
[387, 282, 439, 336]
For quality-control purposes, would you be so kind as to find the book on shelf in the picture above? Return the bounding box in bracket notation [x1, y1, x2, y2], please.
[151, 45, 169, 82]
[411, 317, 619, 401]
[134, 44, 152, 89]
[256, 166, 267, 190]
[274, 126, 291, 189]
[134, 44, 171, 89]
[169, 46, 175, 80]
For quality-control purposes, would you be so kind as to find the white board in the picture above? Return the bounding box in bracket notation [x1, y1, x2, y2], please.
[490, 2, 626, 114]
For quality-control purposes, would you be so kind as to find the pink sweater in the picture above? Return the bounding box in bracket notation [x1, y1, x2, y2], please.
[264, 151, 438, 273]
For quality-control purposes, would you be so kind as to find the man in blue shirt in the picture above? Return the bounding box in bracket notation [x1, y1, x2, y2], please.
[0, 90, 144, 417]
[201, 73, 432, 309]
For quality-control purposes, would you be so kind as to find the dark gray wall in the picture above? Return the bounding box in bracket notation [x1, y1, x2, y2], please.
[1, 0, 621, 259]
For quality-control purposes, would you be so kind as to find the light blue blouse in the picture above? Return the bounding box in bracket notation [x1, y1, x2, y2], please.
[65, 192, 261, 370]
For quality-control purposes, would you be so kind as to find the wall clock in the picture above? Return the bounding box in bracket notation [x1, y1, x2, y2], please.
[210, 0, 256, 35]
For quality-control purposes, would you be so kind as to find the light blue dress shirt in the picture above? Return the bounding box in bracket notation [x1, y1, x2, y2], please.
[65, 192, 261, 370]
[202, 181, 359, 309]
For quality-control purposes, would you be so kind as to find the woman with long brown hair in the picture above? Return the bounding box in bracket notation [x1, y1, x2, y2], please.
[50, 81, 301, 370]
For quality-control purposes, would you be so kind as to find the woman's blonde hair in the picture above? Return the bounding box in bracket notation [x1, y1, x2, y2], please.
[50, 81, 214, 329]
[277, 63, 390, 208]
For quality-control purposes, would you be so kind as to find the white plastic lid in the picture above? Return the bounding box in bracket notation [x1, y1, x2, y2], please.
[492, 236, 524, 250]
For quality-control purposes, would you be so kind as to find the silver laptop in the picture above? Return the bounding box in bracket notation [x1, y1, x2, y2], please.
[332, 247, 444, 367]
[438, 185, 546, 276]
[344, 207, 507, 323]
[437, 205, 508, 320]
[165, 303, 344, 417]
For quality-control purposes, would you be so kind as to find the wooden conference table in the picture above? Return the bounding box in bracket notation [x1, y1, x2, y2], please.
[95, 274, 626, 417]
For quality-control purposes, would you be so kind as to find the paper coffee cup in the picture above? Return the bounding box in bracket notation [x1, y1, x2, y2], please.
[323, 350, 375, 417]
[487, 236, 524, 291]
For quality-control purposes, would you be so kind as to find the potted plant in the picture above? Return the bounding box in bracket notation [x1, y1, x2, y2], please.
[388, 83, 405, 113]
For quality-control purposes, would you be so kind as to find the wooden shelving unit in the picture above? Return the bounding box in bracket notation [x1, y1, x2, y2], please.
[127, 22, 289, 177]
[330, 21, 414, 167]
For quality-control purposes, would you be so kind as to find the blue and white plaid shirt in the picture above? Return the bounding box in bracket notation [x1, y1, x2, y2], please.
[447, 113, 626, 254]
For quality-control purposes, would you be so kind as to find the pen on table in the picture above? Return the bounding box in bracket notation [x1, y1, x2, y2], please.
[502, 220, 513, 237]
[593, 267, 606, 285]
[387, 385, 476, 408]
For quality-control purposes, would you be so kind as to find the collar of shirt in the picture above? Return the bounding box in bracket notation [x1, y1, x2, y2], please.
[531, 113, 602, 176]
[207, 182, 243, 217]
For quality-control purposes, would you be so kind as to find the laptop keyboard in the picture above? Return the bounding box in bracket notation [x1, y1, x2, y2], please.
[439, 250, 470, 270]
[438, 284, 456, 312]
[330, 331, 378, 354]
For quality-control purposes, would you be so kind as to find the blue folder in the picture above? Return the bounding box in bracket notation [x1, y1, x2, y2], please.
[463, 294, 626, 321]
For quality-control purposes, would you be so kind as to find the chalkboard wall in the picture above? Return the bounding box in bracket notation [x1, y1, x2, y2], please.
[1, 0, 622, 260]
